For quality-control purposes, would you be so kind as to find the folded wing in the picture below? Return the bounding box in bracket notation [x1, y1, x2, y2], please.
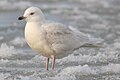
[42, 22, 90, 58]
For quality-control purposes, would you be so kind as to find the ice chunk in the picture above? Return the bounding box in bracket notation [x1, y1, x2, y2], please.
[31, 55, 45, 64]
[58, 64, 97, 76]
[0, 36, 4, 41]
[20, 76, 42, 80]
[0, 0, 32, 10]
[10, 37, 26, 46]
[0, 73, 11, 80]
[0, 43, 17, 58]
[101, 63, 120, 73]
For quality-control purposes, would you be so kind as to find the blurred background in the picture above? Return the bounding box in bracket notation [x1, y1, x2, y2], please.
[0, 0, 120, 80]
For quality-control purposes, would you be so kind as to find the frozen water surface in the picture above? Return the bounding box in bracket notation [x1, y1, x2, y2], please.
[0, 0, 120, 80]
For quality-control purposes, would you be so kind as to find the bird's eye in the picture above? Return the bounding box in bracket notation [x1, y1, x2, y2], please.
[30, 12, 34, 15]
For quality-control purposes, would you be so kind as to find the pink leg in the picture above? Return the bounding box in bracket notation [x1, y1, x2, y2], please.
[51, 55, 55, 70]
[46, 57, 49, 70]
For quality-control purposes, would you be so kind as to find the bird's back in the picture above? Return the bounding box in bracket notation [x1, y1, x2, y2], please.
[41, 22, 90, 58]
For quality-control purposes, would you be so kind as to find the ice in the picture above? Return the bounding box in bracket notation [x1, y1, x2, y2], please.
[58, 64, 97, 76]
[0, 63, 120, 80]
[57, 47, 119, 65]
[0, 73, 11, 80]
[0, 0, 119, 80]
[31, 55, 45, 64]
[0, 0, 32, 10]
[50, 75, 76, 80]
[19, 75, 42, 80]
[101, 63, 120, 74]
[76, 0, 97, 3]
[0, 73, 42, 80]
[91, 24, 109, 31]
[0, 43, 17, 58]
[0, 0, 75, 11]
[113, 42, 120, 49]
[0, 0, 113, 12]
[10, 37, 26, 46]
[0, 36, 4, 41]
[113, 38, 120, 49]
[0, 59, 9, 63]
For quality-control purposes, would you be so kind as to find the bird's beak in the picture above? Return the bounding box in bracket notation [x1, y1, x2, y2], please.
[18, 16, 26, 20]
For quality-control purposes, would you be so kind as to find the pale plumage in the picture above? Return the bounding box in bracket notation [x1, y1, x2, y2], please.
[18, 7, 103, 70]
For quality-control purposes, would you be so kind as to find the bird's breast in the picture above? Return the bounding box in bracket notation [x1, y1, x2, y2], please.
[25, 23, 53, 57]
[25, 24, 43, 49]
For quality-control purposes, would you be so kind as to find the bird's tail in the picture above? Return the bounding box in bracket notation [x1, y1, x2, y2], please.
[81, 37, 105, 48]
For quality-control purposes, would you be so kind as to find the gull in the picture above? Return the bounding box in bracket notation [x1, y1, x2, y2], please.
[18, 7, 103, 70]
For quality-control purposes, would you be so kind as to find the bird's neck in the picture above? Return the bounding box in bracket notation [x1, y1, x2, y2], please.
[26, 19, 45, 25]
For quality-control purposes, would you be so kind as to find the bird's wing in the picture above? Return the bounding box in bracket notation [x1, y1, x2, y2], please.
[42, 22, 89, 53]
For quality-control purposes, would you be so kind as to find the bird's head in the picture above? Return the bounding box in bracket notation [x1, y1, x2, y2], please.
[18, 7, 45, 22]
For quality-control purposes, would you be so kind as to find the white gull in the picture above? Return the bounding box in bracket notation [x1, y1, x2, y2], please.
[18, 7, 103, 70]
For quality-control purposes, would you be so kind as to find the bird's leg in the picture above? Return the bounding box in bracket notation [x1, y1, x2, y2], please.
[51, 55, 55, 70]
[46, 57, 49, 70]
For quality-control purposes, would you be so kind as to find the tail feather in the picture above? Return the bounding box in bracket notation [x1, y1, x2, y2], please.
[81, 37, 105, 48]
[81, 43, 104, 48]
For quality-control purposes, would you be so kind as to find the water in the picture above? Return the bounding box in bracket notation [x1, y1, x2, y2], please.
[0, 0, 120, 80]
